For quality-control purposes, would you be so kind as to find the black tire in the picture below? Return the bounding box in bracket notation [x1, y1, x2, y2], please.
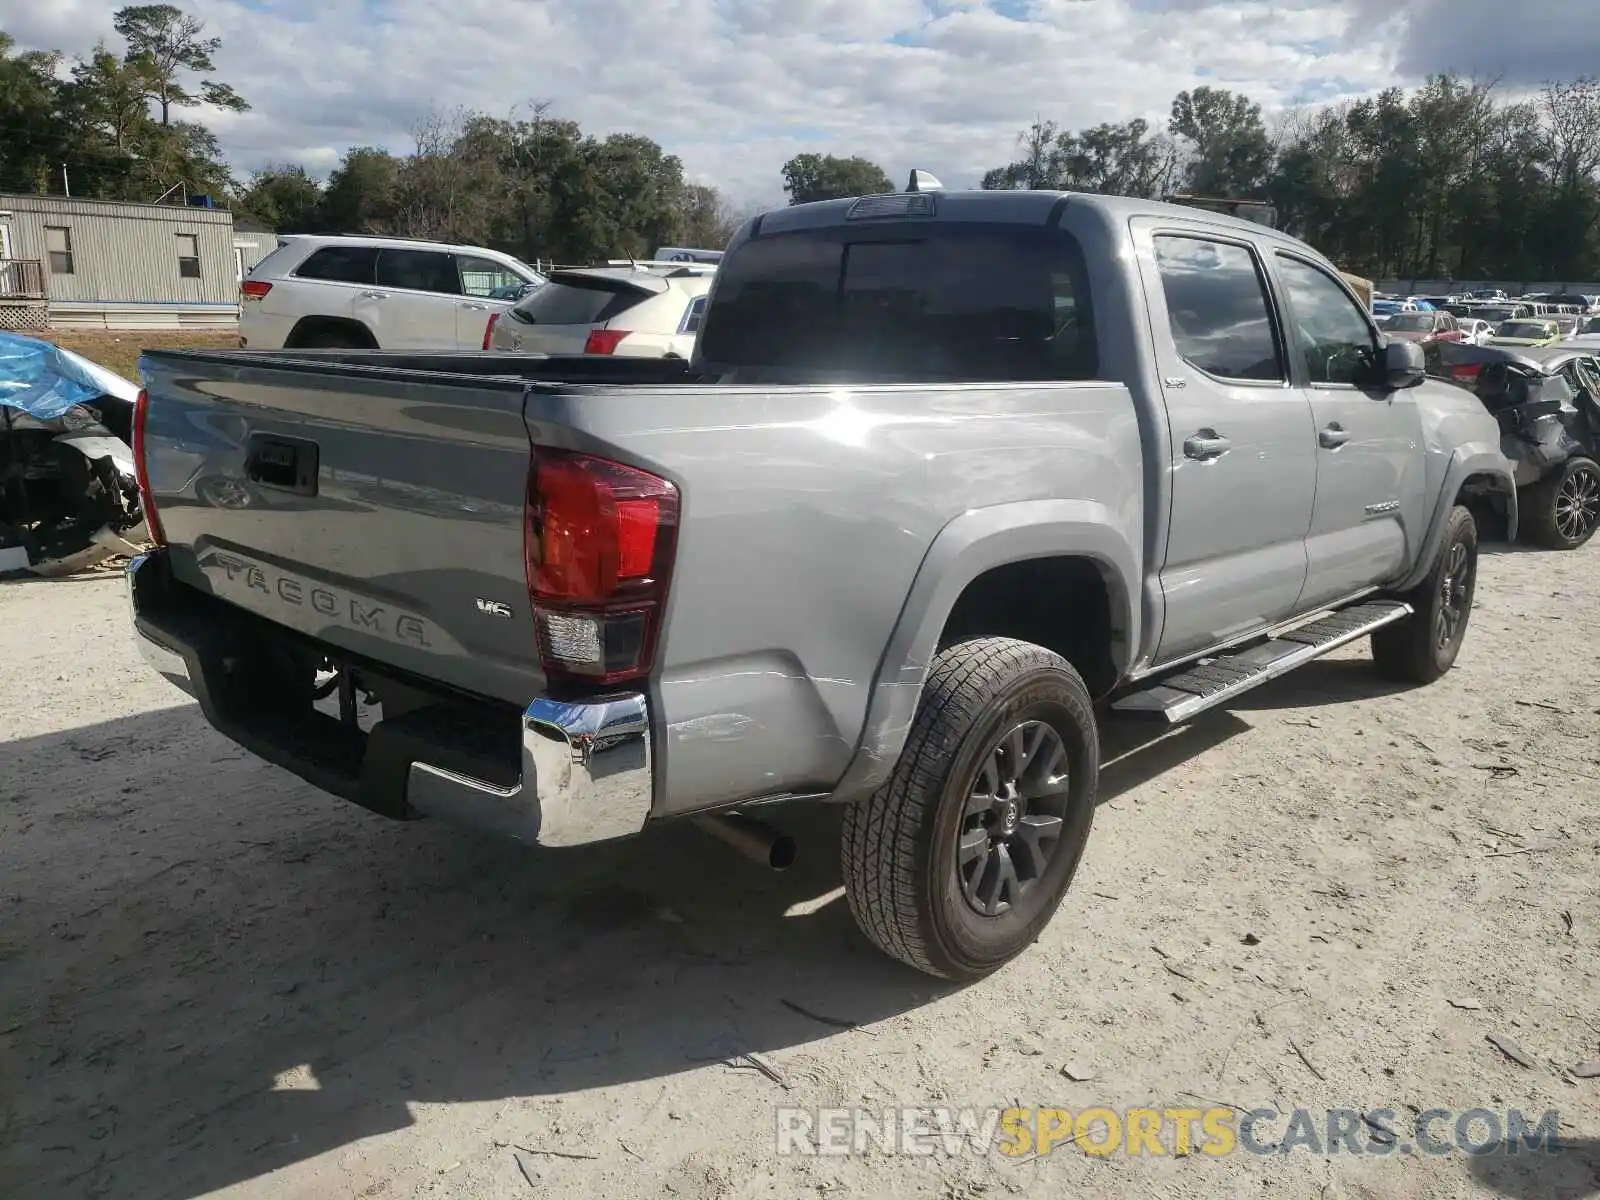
[1371, 504, 1478, 684]
[840, 637, 1098, 980]
[1524, 456, 1600, 550]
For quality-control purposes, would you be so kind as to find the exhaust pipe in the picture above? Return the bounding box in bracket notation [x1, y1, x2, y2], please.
[693, 812, 796, 871]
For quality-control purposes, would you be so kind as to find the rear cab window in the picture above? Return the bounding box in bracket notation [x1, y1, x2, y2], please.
[698, 222, 1097, 381]
[293, 245, 378, 284]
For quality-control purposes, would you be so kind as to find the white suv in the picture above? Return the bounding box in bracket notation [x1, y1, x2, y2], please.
[485, 263, 714, 359]
[239, 235, 544, 351]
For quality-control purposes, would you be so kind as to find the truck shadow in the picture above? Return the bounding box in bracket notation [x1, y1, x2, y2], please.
[3, 674, 1410, 1199]
[1465, 1137, 1600, 1199]
[1, 709, 929, 1198]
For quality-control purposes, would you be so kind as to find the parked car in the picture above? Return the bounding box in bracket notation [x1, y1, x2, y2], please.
[1382, 310, 1465, 371]
[485, 263, 713, 358]
[1486, 319, 1562, 348]
[1438, 342, 1600, 548]
[1466, 303, 1532, 324]
[128, 187, 1514, 980]
[238, 235, 545, 351]
[1456, 317, 1494, 346]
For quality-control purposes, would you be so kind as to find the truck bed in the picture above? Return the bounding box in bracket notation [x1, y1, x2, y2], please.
[138, 348, 1143, 819]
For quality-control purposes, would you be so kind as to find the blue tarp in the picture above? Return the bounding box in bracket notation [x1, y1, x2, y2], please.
[0, 332, 139, 421]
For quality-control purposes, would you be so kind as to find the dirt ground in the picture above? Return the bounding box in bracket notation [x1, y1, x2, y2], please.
[1, 545, 1597, 1200]
[36, 331, 240, 382]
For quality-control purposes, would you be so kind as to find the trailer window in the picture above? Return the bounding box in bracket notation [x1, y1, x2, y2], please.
[45, 226, 74, 275]
[700, 223, 1097, 382]
[176, 233, 201, 279]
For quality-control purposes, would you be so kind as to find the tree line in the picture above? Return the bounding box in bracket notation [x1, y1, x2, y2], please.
[979, 78, 1600, 283]
[4, 7, 1597, 280]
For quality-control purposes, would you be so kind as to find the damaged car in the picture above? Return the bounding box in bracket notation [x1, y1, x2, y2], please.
[0, 333, 146, 575]
[1437, 342, 1600, 549]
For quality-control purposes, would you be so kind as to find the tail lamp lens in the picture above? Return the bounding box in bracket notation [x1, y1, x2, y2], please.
[583, 328, 629, 355]
[524, 449, 677, 685]
[482, 311, 500, 350]
[131, 388, 166, 546]
[240, 280, 272, 300]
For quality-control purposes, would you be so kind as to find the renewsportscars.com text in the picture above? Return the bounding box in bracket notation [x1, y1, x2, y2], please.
[775, 1106, 1563, 1159]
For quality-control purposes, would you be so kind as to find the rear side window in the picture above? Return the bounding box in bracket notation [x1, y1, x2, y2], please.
[456, 254, 524, 298]
[680, 294, 708, 335]
[1153, 236, 1282, 382]
[698, 223, 1097, 381]
[376, 249, 459, 294]
[294, 245, 378, 284]
[509, 281, 646, 326]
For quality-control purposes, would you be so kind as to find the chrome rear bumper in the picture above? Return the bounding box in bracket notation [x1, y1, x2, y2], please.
[126, 551, 653, 848]
[406, 695, 651, 846]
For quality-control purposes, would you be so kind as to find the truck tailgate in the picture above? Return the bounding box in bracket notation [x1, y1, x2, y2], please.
[138, 351, 543, 704]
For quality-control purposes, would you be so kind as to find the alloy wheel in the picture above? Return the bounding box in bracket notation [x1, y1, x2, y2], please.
[1435, 539, 1473, 651]
[956, 720, 1071, 917]
[1555, 464, 1600, 544]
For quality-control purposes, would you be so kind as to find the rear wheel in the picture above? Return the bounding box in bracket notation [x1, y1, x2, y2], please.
[1525, 456, 1600, 550]
[1371, 504, 1478, 683]
[840, 638, 1098, 980]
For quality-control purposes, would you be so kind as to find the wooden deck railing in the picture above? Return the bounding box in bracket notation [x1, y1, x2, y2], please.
[0, 259, 47, 299]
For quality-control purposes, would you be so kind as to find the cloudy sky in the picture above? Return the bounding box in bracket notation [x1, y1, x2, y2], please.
[8, 0, 1590, 205]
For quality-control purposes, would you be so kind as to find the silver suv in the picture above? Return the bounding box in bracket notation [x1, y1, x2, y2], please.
[239, 234, 544, 351]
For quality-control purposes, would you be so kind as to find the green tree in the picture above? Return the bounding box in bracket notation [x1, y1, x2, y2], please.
[981, 117, 1176, 197]
[320, 147, 401, 234]
[676, 183, 743, 250]
[0, 33, 71, 192]
[780, 153, 893, 204]
[113, 4, 248, 125]
[238, 164, 323, 231]
[1169, 86, 1274, 197]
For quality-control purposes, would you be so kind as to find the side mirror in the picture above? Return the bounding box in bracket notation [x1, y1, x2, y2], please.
[1381, 339, 1426, 389]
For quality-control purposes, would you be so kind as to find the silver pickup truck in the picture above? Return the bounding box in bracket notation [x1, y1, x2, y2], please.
[128, 188, 1515, 980]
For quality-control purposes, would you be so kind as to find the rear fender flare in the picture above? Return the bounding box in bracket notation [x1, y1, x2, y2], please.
[829, 499, 1140, 803]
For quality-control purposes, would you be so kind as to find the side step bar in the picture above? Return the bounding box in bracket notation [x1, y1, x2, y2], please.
[1112, 600, 1412, 723]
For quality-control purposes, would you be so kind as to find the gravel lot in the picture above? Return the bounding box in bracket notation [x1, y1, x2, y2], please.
[1, 546, 1597, 1199]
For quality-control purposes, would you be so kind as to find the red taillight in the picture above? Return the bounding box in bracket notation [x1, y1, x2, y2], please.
[482, 311, 500, 350]
[1449, 363, 1484, 384]
[131, 388, 166, 547]
[583, 328, 629, 355]
[524, 448, 678, 685]
[240, 280, 272, 300]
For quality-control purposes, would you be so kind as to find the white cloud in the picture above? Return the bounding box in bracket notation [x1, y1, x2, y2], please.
[6, 0, 1548, 208]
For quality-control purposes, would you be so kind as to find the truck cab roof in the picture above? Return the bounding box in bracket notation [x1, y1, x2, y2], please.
[754, 189, 1308, 246]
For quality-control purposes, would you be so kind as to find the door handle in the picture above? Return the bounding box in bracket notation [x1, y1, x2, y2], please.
[359, 290, 388, 300]
[460, 301, 487, 311]
[1183, 430, 1232, 460]
[1319, 422, 1352, 449]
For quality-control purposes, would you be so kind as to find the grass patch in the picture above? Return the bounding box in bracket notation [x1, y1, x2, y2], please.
[33, 330, 240, 382]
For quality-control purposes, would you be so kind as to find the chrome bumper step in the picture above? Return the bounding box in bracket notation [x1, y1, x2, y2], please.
[1112, 600, 1413, 723]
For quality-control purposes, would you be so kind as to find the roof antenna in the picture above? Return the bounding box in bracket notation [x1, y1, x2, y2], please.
[906, 169, 944, 193]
